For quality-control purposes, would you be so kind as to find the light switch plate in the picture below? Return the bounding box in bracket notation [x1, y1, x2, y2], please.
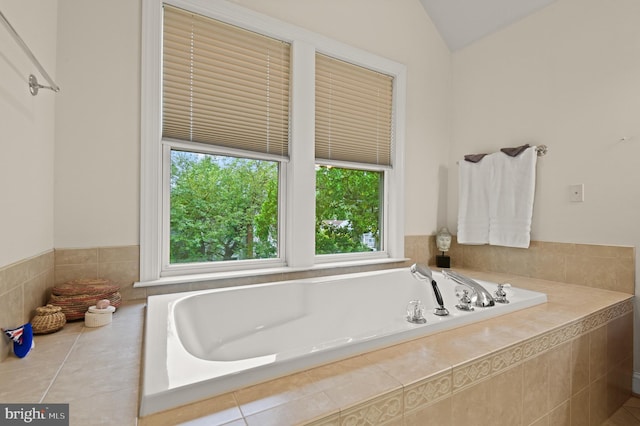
[570, 184, 584, 202]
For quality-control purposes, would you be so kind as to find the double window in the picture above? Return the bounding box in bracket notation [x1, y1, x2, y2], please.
[140, 0, 406, 283]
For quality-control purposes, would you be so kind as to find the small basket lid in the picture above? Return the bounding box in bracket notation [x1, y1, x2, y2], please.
[35, 304, 63, 315]
[88, 305, 116, 314]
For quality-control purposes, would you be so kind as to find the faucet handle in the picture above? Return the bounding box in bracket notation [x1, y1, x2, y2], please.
[495, 283, 511, 304]
[406, 300, 427, 324]
[454, 286, 474, 311]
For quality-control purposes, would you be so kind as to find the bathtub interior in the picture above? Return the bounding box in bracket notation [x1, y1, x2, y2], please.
[140, 268, 547, 417]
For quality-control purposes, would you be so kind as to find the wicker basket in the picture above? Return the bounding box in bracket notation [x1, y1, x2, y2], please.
[49, 279, 121, 321]
[31, 304, 66, 334]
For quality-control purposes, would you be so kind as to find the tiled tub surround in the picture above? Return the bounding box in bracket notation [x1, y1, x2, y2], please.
[138, 270, 633, 426]
[0, 251, 54, 362]
[423, 237, 635, 294]
[52, 238, 635, 302]
[0, 269, 633, 425]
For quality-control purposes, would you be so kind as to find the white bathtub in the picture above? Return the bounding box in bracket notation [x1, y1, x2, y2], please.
[140, 267, 547, 416]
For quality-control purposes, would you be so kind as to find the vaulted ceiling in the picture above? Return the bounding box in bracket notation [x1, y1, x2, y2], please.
[419, 0, 557, 51]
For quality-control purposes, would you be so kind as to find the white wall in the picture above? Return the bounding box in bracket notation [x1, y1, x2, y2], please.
[0, 0, 57, 268]
[449, 0, 640, 379]
[53, 0, 140, 248]
[449, 0, 640, 246]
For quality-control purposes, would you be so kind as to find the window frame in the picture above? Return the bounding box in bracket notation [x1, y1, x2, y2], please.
[161, 140, 288, 276]
[139, 0, 406, 285]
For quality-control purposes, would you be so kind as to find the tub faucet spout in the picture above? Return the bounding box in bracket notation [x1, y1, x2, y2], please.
[410, 264, 449, 316]
[441, 269, 495, 307]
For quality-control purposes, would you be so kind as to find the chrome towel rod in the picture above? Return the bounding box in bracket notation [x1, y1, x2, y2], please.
[535, 145, 548, 156]
[456, 144, 548, 165]
[0, 9, 60, 95]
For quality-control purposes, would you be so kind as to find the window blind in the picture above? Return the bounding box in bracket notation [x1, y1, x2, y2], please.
[163, 5, 291, 157]
[315, 54, 394, 166]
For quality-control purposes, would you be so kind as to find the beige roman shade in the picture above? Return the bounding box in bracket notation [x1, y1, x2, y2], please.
[163, 5, 291, 157]
[315, 54, 394, 166]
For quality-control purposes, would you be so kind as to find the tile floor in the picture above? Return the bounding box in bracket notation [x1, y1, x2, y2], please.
[606, 397, 640, 426]
[0, 299, 637, 425]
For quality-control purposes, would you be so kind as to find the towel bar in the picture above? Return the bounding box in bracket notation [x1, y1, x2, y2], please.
[0, 9, 60, 95]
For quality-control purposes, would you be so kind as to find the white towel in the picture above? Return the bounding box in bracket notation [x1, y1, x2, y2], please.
[457, 147, 537, 248]
[457, 157, 491, 245]
[488, 147, 537, 248]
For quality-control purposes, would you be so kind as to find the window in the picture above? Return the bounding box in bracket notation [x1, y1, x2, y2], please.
[161, 5, 289, 274]
[170, 150, 279, 263]
[139, 0, 406, 284]
[316, 165, 383, 254]
[314, 54, 393, 257]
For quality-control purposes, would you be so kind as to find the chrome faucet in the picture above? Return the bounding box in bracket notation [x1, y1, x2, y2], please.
[441, 269, 495, 308]
[410, 264, 449, 316]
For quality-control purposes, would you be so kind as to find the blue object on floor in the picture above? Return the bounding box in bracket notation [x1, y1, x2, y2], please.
[3, 323, 34, 358]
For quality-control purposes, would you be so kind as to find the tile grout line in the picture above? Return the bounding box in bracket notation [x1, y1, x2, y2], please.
[38, 328, 86, 403]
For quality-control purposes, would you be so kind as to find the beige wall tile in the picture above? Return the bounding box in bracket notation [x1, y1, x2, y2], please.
[528, 415, 549, 426]
[306, 413, 340, 426]
[451, 377, 492, 426]
[404, 396, 452, 426]
[489, 364, 523, 426]
[98, 245, 139, 262]
[138, 393, 243, 426]
[243, 391, 336, 426]
[54, 248, 98, 265]
[502, 245, 532, 276]
[548, 401, 570, 426]
[531, 251, 566, 282]
[607, 356, 633, 416]
[5, 260, 30, 290]
[522, 350, 549, 426]
[444, 239, 633, 295]
[571, 334, 590, 395]
[23, 273, 48, 319]
[234, 371, 322, 417]
[0, 252, 54, 362]
[0, 286, 23, 360]
[404, 235, 431, 264]
[403, 371, 452, 413]
[571, 387, 590, 426]
[338, 389, 403, 426]
[547, 342, 571, 410]
[452, 355, 492, 391]
[607, 313, 633, 366]
[98, 261, 139, 290]
[589, 326, 608, 382]
[54, 263, 98, 284]
[589, 377, 608, 425]
[0, 269, 8, 297]
[573, 244, 634, 259]
[614, 257, 635, 294]
[565, 255, 617, 289]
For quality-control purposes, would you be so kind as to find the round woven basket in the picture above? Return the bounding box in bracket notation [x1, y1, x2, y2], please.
[49, 279, 121, 320]
[31, 304, 66, 334]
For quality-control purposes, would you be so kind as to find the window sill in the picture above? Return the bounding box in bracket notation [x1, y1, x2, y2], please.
[133, 257, 409, 288]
